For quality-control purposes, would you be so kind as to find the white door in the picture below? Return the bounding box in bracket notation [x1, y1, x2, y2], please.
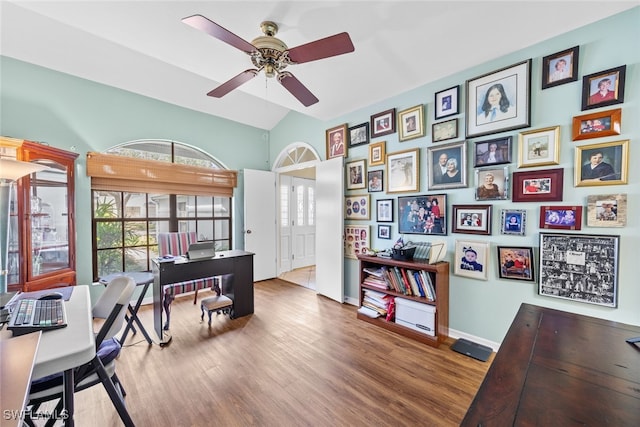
[244, 169, 277, 281]
[291, 177, 316, 269]
[278, 175, 292, 274]
[315, 157, 344, 303]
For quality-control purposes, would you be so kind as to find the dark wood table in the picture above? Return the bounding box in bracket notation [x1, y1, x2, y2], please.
[462, 303, 640, 426]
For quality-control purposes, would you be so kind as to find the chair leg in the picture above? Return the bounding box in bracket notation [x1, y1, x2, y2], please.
[93, 357, 135, 427]
[193, 289, 198, 304]
[112, 372, 127, 398]
[163, 294, 172, 331]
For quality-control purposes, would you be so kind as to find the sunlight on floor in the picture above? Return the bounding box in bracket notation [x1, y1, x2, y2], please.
[278, 265, 316, 290]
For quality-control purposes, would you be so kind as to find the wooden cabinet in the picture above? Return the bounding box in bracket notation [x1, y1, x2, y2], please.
[3, 138, 78, 292]
[357, 254, 449, 347]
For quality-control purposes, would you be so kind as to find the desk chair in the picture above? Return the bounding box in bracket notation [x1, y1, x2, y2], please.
[24, 277, 136, 427]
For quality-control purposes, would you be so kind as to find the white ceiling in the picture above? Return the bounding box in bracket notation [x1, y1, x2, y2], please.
[1, 1, 637, 130]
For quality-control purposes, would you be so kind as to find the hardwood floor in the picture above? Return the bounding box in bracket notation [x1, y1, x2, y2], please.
[69, 278, 491, 426]
[278, 265, 316, 289]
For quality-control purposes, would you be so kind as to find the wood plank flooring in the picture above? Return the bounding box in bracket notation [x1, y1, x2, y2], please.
[69, 278, 492, 426]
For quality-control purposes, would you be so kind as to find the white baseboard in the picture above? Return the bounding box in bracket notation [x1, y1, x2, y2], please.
[448, 328, 500, 352]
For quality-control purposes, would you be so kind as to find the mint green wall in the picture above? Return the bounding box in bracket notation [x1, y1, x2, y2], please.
[270, 8, 639, 343]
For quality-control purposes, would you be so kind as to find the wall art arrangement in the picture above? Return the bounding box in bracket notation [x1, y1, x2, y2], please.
[344, 225, 370, 259]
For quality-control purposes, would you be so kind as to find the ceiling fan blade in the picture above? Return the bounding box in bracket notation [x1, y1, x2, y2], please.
[182, 14, 256, 54]
[287, 32, 354, 64]
[278, 72, 319, 107]
[207, 69, 259, 98]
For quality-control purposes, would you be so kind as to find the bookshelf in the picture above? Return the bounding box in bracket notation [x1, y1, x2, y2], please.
[356, 254, 449, 347]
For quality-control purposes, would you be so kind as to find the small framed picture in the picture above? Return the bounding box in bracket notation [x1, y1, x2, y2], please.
[586, 194, 626, 228]
[581, 65, 626, 111]
[432, 119, 458, 143]
[344, 225, 370, 259]
[517, 126, 560, 168]
[325, 123, 347, 159]
[452, 204, 492, 235]
[426, 141, 467, 190]
[539, 205, 583, 231]
[434, 85, 459, 120]
[512, 168, 564, 203]
[473, 136, 511, 167]
[572, 108, 621, 141]
[367, 170, 383, 192]
[466, 59, 532, 138]
[500, 209, 526, 236]
[344, 195, 370, 220]
[398, 105, 425, 141]
[497, 246, 535, 282]
[370, 108, 396, 138]
[368, 141, 386, 167]
[378, 224, 392, 240]
[454, 239, 489, 281]
[348, 122, 370, 147]
[397, 194, 447, 235]
[386, 148, 419, 193]
[475, 167, 509, 201]
[346, 159, 366, 190]
[376, 198, 394, 222]
[574, 139, 629, 187]
[539, 233, 619, 308]
[541, 46, 579, 89]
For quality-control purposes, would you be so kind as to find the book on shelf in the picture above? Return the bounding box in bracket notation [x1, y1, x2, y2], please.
[405, 269, 423, 297]
[419, 270, 436, 301]
[357, 305, 381, 318]
[363, 267, 384, 278]
[410, 270, 426, 298]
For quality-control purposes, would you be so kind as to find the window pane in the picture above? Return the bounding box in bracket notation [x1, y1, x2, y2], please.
[195, 220, 214, 241]
[296, 185, 304, 226]
[108, 140, 172, 162]
[149, 221, 168, 243]
[214, 197, 230, 217]
[197, 196, 214, 217]
[178, 220, 196, 233]
[96, 222, 122, 249]
[125, 246, 148, 272]
[280, 184, 289, 227]
[215, 240, 230, 251]
[94, 192, 121, 218]
[176, 195, 195, 218]
[124, 193, 147, 218]
[97, 249, 123, 277]
[124, 221, 147, 246]
[147, 194, 166, 218]
[308, 187, 315, 226]
[215, 220, 230, 239]
[174, 145, 221, 168]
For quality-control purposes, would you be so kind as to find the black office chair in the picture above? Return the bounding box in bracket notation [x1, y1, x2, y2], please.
[24, 277, 137, 427]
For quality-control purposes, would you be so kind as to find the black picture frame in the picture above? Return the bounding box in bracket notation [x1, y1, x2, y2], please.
[376, 198, 394, 222]
[542, 46, 579, 89]
[581, 65, 626, 111]
[432, 118, 458, 143]
[397, 194, 447, 235]
[378, 224, 391, 240]
[452, 204, 492, 235]
[497, 246, 535, 282]
[348, 122, 370, 147]
[434, 85, 459, 120]
[367, 170, 383, 192]
[473, 136, 512, 167]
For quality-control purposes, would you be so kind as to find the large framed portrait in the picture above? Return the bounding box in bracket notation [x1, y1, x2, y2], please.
[397, 194, 447, 236]
[370, 108, 396, 138]
[465, 59, 532, 138]
[581, 65, 626, 111]
[473, 136, 511, 167]
[541, 46, 579, 89]
[497, 246, 535, 282]
[586, 193, 626, 228]
[434, 85, 459, 120]
[344, 195, 370, 220]
[325, 124, 347, 159]
[574, 140, 628, 187]
[398, 105, 425, 141]
[368, 141, 386, 167]
[452, 204, 492, 235]
[432, 118, 458, 143]
[500, 209, 526, 236]
[346, 159, 366, 190]
[426, 141, 467, 190]
[344, 225, 370, 259]
[454, 239, 489, 281]
[512, 168, 564, 203]
[367, 170, 383, 193]
[572, 108, 621, 141]
[517, 126, 560, 168]
[538, 233, 619, 308]
[386, 149, 419, 193]
[348, 122, 370, 147]
[376, 198, 394, 222]
[475, 166, 509, 201]
[539, 205, 583, 231]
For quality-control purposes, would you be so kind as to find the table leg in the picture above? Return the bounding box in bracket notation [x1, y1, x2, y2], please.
[63, 369, 74, 426]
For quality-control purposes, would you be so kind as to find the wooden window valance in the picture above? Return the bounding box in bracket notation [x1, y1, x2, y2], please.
[86, 152, 237, 197]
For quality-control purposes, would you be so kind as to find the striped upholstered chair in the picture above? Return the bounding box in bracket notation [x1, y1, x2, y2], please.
[157, 232, 215, 330]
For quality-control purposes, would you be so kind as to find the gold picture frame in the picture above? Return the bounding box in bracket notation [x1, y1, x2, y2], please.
[368, 141, 386, 166]
[517, 125, 560, 168]
[398, 104, 425, 141]
[574, 140, 628, 187]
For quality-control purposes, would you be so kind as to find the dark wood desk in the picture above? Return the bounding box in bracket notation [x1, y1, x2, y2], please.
[152, 250, 254, 344]
[462, 303, 640, 426]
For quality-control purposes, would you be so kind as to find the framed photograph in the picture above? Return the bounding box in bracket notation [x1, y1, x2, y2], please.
[512, 168, 564, 203]
[465, 59, 532, 138]
[346, 159, 366, 190]
[539, 233, 619, 308]
[426, 141, 467, 190]
[432, 119, 458, 143]
[454, 239, 489, 281]
[325, 124, 347, 159]
[348, 122, 370, 147]
[452, 204, 492, 235]
[574, 139, 628, 187]
[517, 126, 560, 168]
[376, 198, 394, 222]
[542, 46, 579, 89]
[581, 65, 626, 111]
[497, 246, 535, 282]
[368, 141, 386, 167]
[434, 85, 459, 120]
[572, 108, 621, 141]
[397, 194, 447, 235]
[371, 108, 396, 138]
[500, 209, 526, 236]
[378, 224, 392, 240]
[386, 148, 419, 193]
[367, 170, 383, 193]
[344, 195, 370, 220]
[344, 225, 370, 259]
[475, 167, 509, 201]
[398, 105, 425, 141]
[539, 205, 583, 231]
[586, 194, 626, 228]
[473, 136, 511, 167]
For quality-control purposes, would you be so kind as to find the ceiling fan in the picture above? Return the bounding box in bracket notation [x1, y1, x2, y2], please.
[182, 14, 355, 106]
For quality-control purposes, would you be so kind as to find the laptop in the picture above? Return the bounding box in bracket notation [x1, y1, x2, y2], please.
[186, 242, 216, 260]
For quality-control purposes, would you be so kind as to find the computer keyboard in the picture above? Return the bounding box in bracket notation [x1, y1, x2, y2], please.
[7, 298, 68, 336]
